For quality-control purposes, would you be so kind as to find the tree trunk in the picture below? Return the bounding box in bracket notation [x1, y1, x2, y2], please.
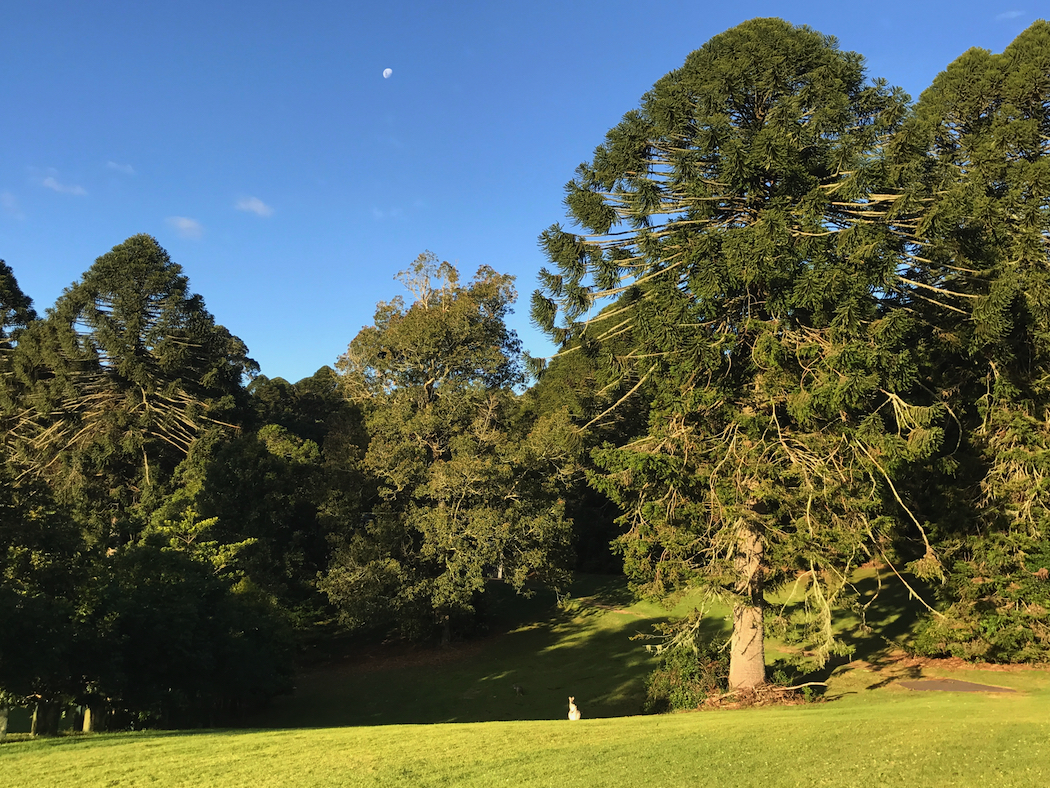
[0, 704, 8, 742]
[728, 522, 766, 689]
[83, 705, 102, 733]
[31, 700, 60, 737]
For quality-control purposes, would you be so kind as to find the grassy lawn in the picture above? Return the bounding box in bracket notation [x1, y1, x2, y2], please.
[2, 572, 1048, 787]
[3, 685, 1048, 788]
[255, 576, 720, 727]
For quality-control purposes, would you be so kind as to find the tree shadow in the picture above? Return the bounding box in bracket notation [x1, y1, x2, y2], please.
[247, 574, 718, 728]
[785, 568, 933, 694]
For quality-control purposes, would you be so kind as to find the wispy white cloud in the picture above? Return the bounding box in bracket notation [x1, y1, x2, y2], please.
[371, 206, 404, 221]
[1, 191, 24, 219]
[166, 216, 204, 239]
[235, 196, 274, 217]
[996, 10, 1024, 20]
[106, 161, 135, 175]
[41, 175, 87, 196]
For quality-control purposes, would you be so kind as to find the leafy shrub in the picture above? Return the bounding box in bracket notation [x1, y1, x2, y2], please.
[642, 640, 729, 713]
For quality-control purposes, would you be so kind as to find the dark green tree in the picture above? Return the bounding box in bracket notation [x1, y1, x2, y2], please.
[522, 299, 652, 573]
[4, 235, 257, 542]
[248, 367, 348, 447]
[0, 469, 87, 735]
[153, 423, 329, 616]
[0, 259, 37, 347]
[1, 266, 80, 733]
[77, 538, 293, 728]
[532, 19, 941, 688]
[0, 238, 291, 730]
[0, 260, 38, 449]
[903, 21, 1050, 661]
[322, 253, 575, 643]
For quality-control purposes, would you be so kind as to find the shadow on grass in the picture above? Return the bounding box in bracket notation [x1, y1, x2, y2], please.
[11, 570, 933, 737]
[784, 567, 933, 692]
[253, 568, 933, 727]
[0, 727, 258, 751]
[248, 574, 722, 728]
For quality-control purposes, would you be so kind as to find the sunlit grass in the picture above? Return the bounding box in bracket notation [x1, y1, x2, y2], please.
[3, 572, 1048, 787]
[3, 684, 1049, 788]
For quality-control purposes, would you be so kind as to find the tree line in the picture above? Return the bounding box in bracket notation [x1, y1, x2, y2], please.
[1, 17, 1048, 734]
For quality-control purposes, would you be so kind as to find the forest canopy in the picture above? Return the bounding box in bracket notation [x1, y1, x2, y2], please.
[1, 17, 1048, 732]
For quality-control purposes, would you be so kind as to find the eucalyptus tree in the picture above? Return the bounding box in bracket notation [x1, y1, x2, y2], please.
[532, 19, 941, 687]
[903, 21, 1050, 661]
[5, 235, 257, 541]
[322, 253, 575, 643]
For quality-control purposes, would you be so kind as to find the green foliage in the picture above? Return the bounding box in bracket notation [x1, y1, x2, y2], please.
[0, 471, 86, 709]
[248, 367, 348, 447]
[643, 639, 729, 713]
[323, 254, 574, 641]
[338, 252, 522, 400]
[0, 238, 294, 728]
[159, 424, 328, 597]
[0, 259, 36, 346]
[3, 235, 257, 539]
[905, 21, 1050, 662]
[522, 298, 652, 573]
[535, 18, 939, 685]
[914, 408, 1050, 662]
[79, 541, 293, 725]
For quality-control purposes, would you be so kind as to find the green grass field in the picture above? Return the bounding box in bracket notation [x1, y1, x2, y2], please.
[2, 572, 1048, 787]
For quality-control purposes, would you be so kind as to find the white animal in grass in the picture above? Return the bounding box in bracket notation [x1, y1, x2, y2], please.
[567, 696, 582, 721]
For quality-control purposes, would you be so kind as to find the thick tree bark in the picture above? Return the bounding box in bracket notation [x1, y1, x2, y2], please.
[728, 522, 766, 689]
[0, 704, 8, 741]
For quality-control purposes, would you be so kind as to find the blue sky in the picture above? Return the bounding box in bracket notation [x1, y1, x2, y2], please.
[0, 1, 1039, 383]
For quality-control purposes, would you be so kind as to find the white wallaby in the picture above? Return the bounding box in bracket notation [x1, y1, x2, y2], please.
[567, 696, 582, 721]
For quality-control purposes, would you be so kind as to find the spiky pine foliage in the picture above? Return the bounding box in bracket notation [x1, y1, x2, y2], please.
[0, 260, 38, 453]
[0, 260, 37, 347]
[534, 19, 944, 688]
[3, 235, 257, 541]
[907, 22, 1050, 661]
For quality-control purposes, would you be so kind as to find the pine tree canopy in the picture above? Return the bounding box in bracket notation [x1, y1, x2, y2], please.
[903, 21, 1050, 662]
[0, 260, 36, 347]
[3, 235, 257, 530]
[534, 18, 948, 687]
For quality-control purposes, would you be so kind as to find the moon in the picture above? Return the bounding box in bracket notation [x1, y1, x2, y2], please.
[382, 68, 392, 79]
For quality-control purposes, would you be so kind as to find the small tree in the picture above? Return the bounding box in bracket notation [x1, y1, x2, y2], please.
[322, 253, 575, 642]
[0, 468, 86, 735]
[0, 259, 37, 346]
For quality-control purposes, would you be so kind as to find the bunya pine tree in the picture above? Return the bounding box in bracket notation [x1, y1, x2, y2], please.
[903, 21, 1050, 661]
[3, 235, 257, 543]
[532, 18, 945, 688]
